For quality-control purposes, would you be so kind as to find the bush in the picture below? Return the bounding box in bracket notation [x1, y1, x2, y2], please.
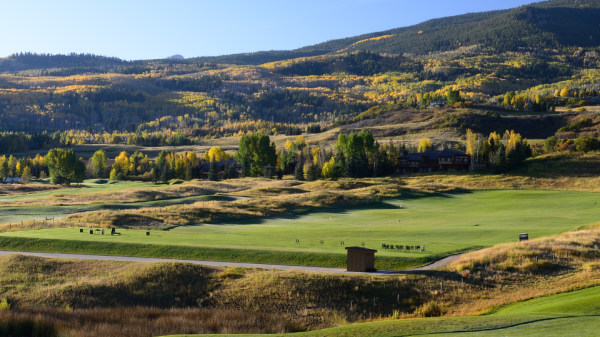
[575, 136, 598, 152]
[556, 139, 575, 152]
[415, 301, 447, 317]
[545, 136, 558, 152]
[558, 118, 592, 133]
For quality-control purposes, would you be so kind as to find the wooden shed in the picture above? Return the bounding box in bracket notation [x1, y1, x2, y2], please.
[345, 247, 377, 272]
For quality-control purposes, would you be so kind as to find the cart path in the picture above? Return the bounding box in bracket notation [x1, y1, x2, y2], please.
[390, 252, 467, 274]
[0, 250, 468, 275]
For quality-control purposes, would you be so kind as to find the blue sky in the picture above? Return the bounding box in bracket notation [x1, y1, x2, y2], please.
[2, 0, 539, 60]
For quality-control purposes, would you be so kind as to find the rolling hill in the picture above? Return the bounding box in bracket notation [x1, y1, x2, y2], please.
[0, 0, 598, 141]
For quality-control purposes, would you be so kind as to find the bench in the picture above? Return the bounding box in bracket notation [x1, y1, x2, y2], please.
[111, 228, 121, 236]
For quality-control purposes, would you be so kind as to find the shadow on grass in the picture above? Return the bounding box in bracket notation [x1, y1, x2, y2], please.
[193, 190, 465, 227]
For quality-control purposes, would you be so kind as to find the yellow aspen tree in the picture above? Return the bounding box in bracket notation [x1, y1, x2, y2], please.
[417, 139, 432, 153]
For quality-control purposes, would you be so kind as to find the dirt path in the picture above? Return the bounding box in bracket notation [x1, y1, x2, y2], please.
[0, 250, 467, 274]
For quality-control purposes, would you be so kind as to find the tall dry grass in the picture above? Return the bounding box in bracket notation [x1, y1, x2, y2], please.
[448, 224, 600, 273]
[0, 183, 64, 197]
[439, 224, 600, 315]
[0, 307, 301, 337]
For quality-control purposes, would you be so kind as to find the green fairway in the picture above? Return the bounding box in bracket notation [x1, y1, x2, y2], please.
[2, 190, 598, 258]
[493, 285, 600, 316]
[166, 286, 600, 337]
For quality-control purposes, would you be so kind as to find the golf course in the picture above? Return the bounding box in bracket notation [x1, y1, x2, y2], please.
[1, 189, 598, 262]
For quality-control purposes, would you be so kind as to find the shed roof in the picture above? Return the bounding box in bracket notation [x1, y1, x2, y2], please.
[345, 247, 377, 253]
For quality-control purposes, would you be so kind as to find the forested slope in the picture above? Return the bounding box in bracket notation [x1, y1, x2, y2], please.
[0, 0, 599, 144]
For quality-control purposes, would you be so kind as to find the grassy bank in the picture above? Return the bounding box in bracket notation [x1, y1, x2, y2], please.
[0, 236, 471, 270]
[167, 261, 600, 337]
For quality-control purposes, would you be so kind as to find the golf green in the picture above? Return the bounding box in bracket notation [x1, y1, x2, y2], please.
[2, 190, 599, 258]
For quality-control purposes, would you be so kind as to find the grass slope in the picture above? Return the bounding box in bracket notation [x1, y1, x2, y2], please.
[168, 285, 600, 337]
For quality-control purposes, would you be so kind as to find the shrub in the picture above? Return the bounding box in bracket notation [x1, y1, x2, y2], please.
[415, 301, 447, 317]
[577, 107, 587, 112]
[457, 262, 474, 273]
[578, 100, 589, 107]
[0, 299, 10, 310]
[583, 262, 600, 271]
[556, 139, 575, 151]
[558, 118, 592, 133]
[575, 136, 598, 152]
[545, 136, 558, 152]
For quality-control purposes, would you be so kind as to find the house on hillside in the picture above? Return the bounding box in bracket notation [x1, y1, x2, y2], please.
[199, 160, 242, 180]
[396, 149, 470, 174]
[428, 101, 446, 108]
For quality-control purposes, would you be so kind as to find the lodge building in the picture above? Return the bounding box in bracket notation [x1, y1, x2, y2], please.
[396, 149, 470, 174]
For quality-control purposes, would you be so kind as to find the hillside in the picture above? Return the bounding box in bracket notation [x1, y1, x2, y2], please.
[180, 0, 600, 65]
[2, 0, 599, 70]
[0, 0, 599, 148]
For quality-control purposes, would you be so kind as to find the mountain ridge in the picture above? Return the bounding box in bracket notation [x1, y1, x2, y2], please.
[1, 0, 599, 70]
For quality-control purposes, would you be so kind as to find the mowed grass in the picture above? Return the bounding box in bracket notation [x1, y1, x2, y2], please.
[169, 286, 600, 337]
[1, 190, 599, 258]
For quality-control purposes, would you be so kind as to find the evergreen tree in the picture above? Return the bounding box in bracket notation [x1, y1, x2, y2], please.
[228, 164, 238, 179]
[240, 156, 251, 178]
[208, 160, 218, 181]
[311, 164, 322, 180]
[223, 161, 230, 180]
[492, 144, 507, 174]
[185, 161, 193, 181]
[305, 162, 316, 181]
[294, 162, 304, 181]
[151, 168, 159, 183]
[262, 166, 273, 179]
[344, 156, 357, 178]
[357, 153, 369, 178]
[160, 162, 170, 182]
[0, 160, 9, 180]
